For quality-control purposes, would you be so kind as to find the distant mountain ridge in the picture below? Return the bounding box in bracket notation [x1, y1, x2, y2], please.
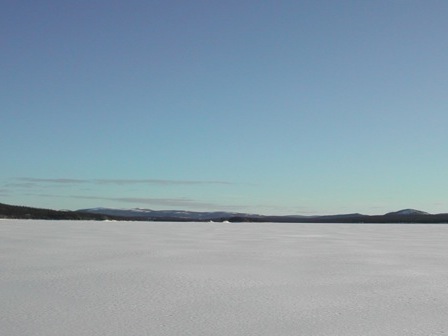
[1, 202, 447, 223]
[77, 207, 265, 221]
[77, 207, 447, 223]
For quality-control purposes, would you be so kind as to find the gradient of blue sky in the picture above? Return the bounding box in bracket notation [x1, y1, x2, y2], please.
[2, 0, 447, 215]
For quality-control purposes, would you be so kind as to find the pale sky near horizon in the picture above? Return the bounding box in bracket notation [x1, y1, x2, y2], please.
[2, 1, 447, 215]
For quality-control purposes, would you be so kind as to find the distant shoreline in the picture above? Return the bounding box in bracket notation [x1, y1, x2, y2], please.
[1, 202, 448, 223]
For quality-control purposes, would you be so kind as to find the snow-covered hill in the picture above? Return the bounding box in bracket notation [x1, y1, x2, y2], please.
[385, 209, 430, 216]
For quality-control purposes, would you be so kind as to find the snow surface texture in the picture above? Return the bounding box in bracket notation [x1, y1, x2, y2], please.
[1, 220, 448, 336]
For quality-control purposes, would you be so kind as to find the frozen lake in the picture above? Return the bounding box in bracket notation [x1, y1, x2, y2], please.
[1, 220, 448, 335]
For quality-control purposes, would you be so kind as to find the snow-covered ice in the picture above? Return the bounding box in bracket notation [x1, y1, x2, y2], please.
[1, 220, 448, 335]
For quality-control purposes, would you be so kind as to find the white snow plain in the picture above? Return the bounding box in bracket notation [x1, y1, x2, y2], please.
[1, 220, 448, 336]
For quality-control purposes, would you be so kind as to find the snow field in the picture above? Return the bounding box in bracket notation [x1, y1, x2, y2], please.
[1, 220, 448, 335]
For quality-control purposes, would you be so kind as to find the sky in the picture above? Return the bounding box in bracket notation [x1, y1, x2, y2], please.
[1, 0, 447, 215]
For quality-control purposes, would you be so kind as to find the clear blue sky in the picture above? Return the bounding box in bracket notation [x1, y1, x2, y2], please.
[2, 0, 447, 215]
